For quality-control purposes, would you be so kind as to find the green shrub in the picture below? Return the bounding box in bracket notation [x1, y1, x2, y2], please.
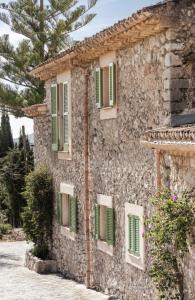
[0, 223, 12, 235]
[147, 189, 195, 299]
[22, 167, 53, 260]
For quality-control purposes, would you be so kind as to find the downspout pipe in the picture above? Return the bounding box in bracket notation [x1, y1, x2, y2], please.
[83, 67, 92, 288]
[155, 149, 162, 191]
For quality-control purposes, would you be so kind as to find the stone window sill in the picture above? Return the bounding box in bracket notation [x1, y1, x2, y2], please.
[97, 240, 113, 256]
[58, 151, 72, 160]
[100, 107, 117, 120]
[60, 226, 75, 241]
[126, 252, 144, 270]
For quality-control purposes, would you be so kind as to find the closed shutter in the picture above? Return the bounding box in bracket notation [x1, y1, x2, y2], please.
[51, 84, 58, 151]
[69, 196, 77, 233]
[106, 208, 115, 246]
[63, 82, 69, 152]
[109, 62, 116, 107]
[96, 68, 102, 108]
[57, 192, 62, 224]
[134, 217, 140, 256]
[128, 215, 140, 256]
[128, 215, 134, 253]
[95, 204, 100, 240]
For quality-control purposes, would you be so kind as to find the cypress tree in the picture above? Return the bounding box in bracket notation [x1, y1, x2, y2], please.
[0, 125, 34, 227]
[0, 110, 14, 157]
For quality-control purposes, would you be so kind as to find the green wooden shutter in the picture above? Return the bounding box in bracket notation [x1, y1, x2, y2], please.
[109, 63, 116, 107]
[69, 196, 77, 233]
[63, 82, 69, 152]
[128, 215, 140, 256]
[96, 68, 102, 108]
[51, 84, 58, 151]
[128, 215, 134, 253]
[134, 217, 140, 256]
[106, 208, 115, 246]
[95, 204, 100, 240]
[57, 192, 62, 224]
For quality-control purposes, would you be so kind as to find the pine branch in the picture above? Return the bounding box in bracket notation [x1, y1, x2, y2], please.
[0, 76, 36, 89]
[0, 12, 10, 25]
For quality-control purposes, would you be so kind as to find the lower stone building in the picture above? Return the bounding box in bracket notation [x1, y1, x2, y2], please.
[24, 0, 195, 299]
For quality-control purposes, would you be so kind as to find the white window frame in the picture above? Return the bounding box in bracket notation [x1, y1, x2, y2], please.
[97, 194, 113, 256]
[60, 183, 75, 240]
[125, 203, 145, 270]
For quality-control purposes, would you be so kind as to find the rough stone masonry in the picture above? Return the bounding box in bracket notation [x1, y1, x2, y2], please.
[30, 1, 195, 299]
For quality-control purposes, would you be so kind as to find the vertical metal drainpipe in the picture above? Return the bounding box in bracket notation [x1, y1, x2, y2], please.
[83, 67, 92, 288]
[155, 149, 162, 191]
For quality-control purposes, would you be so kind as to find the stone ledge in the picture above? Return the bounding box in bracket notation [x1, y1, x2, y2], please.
[22, 103, 49, 118]
[25, 250, 57, 274]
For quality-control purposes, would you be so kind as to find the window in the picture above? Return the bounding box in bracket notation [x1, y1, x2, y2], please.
[96, 62, 116, 109]
[95, 195, 115, 255]
[57, 192, 77, 233]
[125, 203, 144, 270]
[51, 80, 71, 153]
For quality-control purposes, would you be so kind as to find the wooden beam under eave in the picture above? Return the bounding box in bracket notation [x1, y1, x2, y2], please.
[141, 141, 195, 156]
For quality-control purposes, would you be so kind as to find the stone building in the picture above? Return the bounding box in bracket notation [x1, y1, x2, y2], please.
[24, 0, 195, 299]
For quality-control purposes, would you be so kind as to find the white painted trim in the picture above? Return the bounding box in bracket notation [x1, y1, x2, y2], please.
[125, 203, 145, 270]
[97, 240, 113, 256]
[99, 51, 116, 68]
[97, 194, 112, 208]
[60, 226, 75, 241]
[60, 183, 74, 196]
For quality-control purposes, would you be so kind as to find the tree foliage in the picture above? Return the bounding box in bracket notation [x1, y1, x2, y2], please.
[0, 0, 97, 115]
[22, 167, 53, 259]
[0, 126, 34, 227]
[147, 190, 195, 300]
[0, 110, 14, 157]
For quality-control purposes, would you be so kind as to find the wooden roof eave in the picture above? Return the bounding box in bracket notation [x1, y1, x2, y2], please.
[31, 11, 176, 81]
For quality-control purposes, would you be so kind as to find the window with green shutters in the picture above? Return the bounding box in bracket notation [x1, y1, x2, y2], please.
[51, 84, 58, 151]
[63, 82, 69, 152]
[51, 81, 71, 153]
[128, 215, 140, 256]
[57, 193, 77, 233]
[95, 204, 115, 246]
[95, 63, 116, 109]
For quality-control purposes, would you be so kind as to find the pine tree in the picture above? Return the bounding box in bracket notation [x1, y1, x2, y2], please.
[0, 0, 97, 115]
[0, 110, 14, 157]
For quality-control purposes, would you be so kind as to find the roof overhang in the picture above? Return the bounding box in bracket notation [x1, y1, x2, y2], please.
[30, 1, 178, 81]
[141, 126, 195, 156]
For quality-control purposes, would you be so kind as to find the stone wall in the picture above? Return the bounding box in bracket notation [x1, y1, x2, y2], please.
[34, 74, 87, 283]
[33, 1, 195, 299]
[162, 1, 195, 121]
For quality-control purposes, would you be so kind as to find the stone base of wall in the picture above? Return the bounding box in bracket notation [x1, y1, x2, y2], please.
[25, 250, 57, 274]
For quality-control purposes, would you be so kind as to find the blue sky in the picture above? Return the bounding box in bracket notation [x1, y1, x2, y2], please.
[0, 0, 157, 138]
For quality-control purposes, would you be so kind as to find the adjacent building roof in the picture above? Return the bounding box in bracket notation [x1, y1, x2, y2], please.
[142, 126, 195, 154]
[30, 0, 178, 81]
[22, 103, 48, 118]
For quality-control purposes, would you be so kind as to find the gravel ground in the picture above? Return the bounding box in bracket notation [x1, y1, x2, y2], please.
[0, 241, 108, 300]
